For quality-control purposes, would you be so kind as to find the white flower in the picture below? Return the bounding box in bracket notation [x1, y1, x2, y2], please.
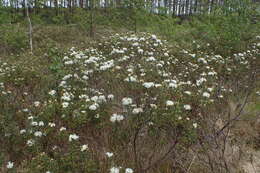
[138, 48, 144, 54]
[98, 95, 106, 103]
[166, 100, 174, 106]
[91, 96, 99, 102]
[6, 161, 14, 169]
[69, 134, 79, 142]
[28, 116, 34, 120]
[164, 52, 169, 57]
[151, 34, 157, 39]
[146, 56, 156, 62]
[79, 94, 88, 99]
[34, 101, 40, 107]
[27, 139, 35, 146]
[207, 88, 213, 92]
[208, 71, 216, 76]
[184, 104, 191, 110]
[127, 68, 134, 73]
[22, 108, 29, 112]
[155, 84, 162, 88]
[89, 103, 98, 110]
[61, 92, 72, 101]
[49, 90, 56, 96]
[193, 123, 198, 128]
[110, 114, 124, 123]
[20, 129, 26, 134]
[110, 167, 120, 173]
[125, 76, 138, 82]
[99, 60, 114, 71]
[132, 108, 143, 114]
[122, 97, 133, 106]
[62, 74, 72, 81]
[132, 42, 139, 47]
[117, 115, 124, 122]
[115, 66, 121, 70]
[95, 114, 100, 118]
[38, 121, 44, 126]
[125, 168, 134, 173]
[31, 121, 38, 126]
[60, 127, 66, 131]
[169, 82, 178, 88]
[149, 104, 157, 109]
[81, 144, 88, 152]
[190, 53, 196, 58]
[62, 102, 69, 108]
[48, 122, 56, 127]
[202, 92, 210, 98]
[196, 77, 207, 86]
[106, 152, 114, 158]
[184, 91, 191, 95]
[34, 131, 43, 137]
[64, 60, 74, 65]
[198, 58, 207, 64]
[143, 82, 155, 88]
[107, 94, 114, 100]
[82, 75, 89, 80]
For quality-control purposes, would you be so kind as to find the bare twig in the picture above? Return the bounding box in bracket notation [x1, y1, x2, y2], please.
[133, 125, 141, 172]
[215, 87, 251, 138]
[186, 154, 196, 173]
[142, 133, 180, 172]
[249, 154, 257, 173]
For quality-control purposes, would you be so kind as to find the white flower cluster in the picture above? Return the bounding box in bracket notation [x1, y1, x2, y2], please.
[0, 32, 259, 173]
[69, 134, 79, 142]
[110, 167, 133, 173]
[54, 33, 260, 131]
[110, 113, 124, 123]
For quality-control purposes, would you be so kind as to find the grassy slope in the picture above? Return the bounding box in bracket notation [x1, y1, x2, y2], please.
[0, 11, 260, 172]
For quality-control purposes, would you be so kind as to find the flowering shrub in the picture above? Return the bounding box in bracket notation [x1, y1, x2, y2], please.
[0, 33, 259, 172]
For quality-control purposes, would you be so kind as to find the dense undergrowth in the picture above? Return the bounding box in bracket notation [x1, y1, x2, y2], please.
[0, 31, 259, 172]
[0, 3, 260, 173]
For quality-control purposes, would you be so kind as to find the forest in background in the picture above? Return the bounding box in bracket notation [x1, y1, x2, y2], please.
[2, 0, 259, 16]
[1, 0, 260, 23]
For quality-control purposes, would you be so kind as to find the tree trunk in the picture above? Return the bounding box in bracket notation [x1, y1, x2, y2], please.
[54, 0, 59, 16]
[89, 0, 95, 38]
[23, 0, 26, 17]
[24, 0, 33, 54]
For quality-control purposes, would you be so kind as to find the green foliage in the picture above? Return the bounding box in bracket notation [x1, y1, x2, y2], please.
[48, 47, 65, 75]
[187, 13, 258, 55]
[0, 25, 27, 53]
[0, 7, 11, 24]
